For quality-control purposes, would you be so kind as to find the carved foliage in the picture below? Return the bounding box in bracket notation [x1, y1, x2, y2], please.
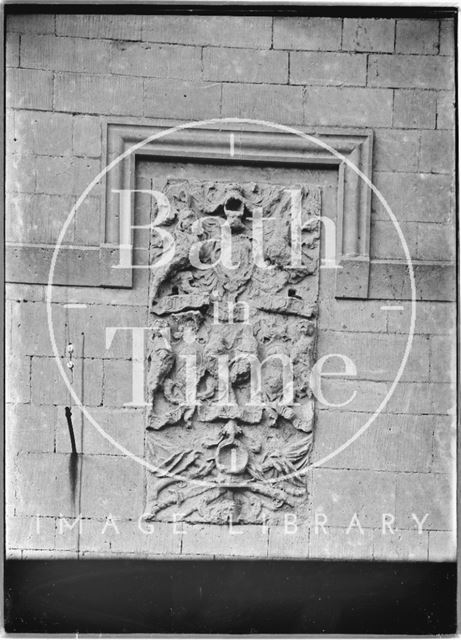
[145, 180, 321, 524]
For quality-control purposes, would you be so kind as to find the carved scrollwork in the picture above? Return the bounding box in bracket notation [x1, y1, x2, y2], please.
[145, 179, 321, 525]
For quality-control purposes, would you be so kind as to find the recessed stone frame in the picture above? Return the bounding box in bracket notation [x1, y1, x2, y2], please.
[6, 118, 455, 301]
[103, 120, 374, 299]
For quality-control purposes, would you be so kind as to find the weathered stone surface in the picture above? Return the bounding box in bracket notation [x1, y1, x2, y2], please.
[419, 130, 455, 174]
[439, 19, 455, 56]
[6, 32, 19, 66]
[268, 524, 309, 558]
[72, 116, 102, 158]
[304, 87, 393, 127]
[55, 514, 181, 559]
[110, 42, 202, 80]
[145, 180, 321, 526]
[6, 281, 143, 306]
[386, 301, 455, 335]
[6, 404, 56, 455]
[6, 193, 73, 244]
[429, 335, 456, 383]
[22, 549, 79, 559]
[273, 17, 342, 50]
[342, 18, 395, 52]
[5, 244, 132, 289]
[310, 526, 374, 559]
[32, 357, 103, 407]
[35, 156, 101, 196]
[372, 172, 453, 223]
[318, 379, 387, 413]
[102, 360, 133, 407]
[6, 154, 37, 193]
[108, 520, 182, 556]
[435, 92, 455, 132]
[21, 34, 111, 73]
[54, 72, 144, 115]
[6, 68, 53, 110]
[395, 472, 454, 531]
[142, 15, 272, 49]
[79, 359, 106, 408]
[393, 89, 437, 128]
[373, 130, 420, 172]
[6, 356, 31, 404]
[395, 19, 439, 54]
[13, 110, 73, 157]
[5, 109, 15, 150]
[290, 52, 366, 86]
[56, 14, 143, 40]
[311, 468, 395, 528]
[79, 456, 145, 519]
[73, 196, 102, 244]
[318, 330, 430, 382]
[6, 515, 55, 552]
[55, 407, 145, 457]
[369, 54, 454, 90]
[204, 47, 288, 84]
[181, 523, 269, 557]
[65, 303, 147, 359]
[367, 261, 456, 302]
[318, 290, 387, 333]
[389, 382, 455, 416]
[417, 223, 455, 262]
[373, 530, 428, 560]
[222, 83, 303, 123]
[319, 380, 454, 415]
[144, 79, 221, 120]
[428, 530, 456, 561]
[370, 220, 418, 260]
[56, 517, 99, 554]
[7, 13, 55, 34]
[14, 453, 77, 518]
[313, 411, 434, 473]
[431, 417, 456, 475]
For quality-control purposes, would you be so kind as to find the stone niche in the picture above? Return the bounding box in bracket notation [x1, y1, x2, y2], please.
[144, 178, 321, 529]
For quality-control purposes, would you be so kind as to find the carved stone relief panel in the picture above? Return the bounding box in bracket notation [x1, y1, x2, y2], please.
[145, 180, 321, 525]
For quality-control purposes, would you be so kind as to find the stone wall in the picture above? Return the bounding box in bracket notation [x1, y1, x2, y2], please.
[5, 12, 456, 560]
